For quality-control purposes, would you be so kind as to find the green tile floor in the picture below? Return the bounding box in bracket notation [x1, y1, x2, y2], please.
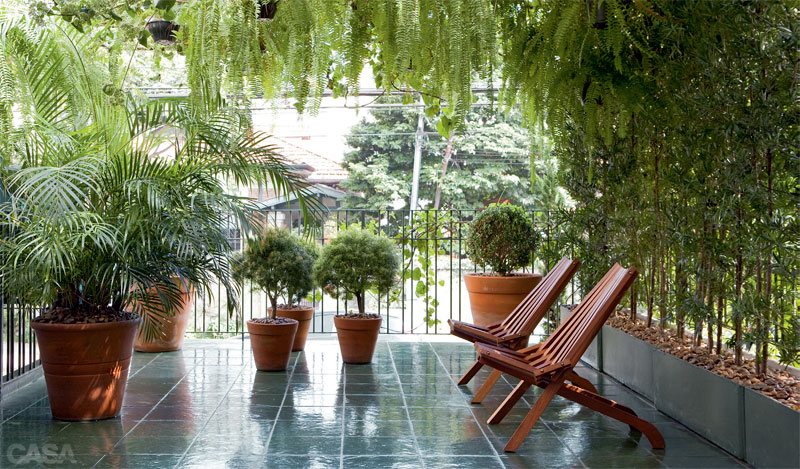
[0, 336, 748, 468]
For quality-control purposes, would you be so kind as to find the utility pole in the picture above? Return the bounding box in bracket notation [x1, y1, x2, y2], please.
[409, 109, 424, 211]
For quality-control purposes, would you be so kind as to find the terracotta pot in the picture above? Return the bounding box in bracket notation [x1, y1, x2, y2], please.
[334, 315, 382, 364]
[31, 317, 139, 421]
[247, 319, 298, 371]
[274, 306, 314, 351]
[464, 273, 542, 327]
[132, 281, 195, 353]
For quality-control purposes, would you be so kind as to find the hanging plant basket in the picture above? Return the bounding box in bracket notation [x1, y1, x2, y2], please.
[258, 0, 278, 22]
[146, 20, 180, 46]
[585, 0, 607, 29]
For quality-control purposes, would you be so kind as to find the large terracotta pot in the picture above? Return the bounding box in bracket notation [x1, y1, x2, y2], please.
[247, 319, 298, 371]
[32, 317, 139, 421]
[334, 315, 382, 364]
[133, 282, 195, 353]
[274, 306, 314, 351]
[464, 273, 542, 327]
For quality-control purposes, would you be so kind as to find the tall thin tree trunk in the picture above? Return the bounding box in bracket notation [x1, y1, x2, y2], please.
[716, 295, 724, 355]
[433, 134, 455, 210]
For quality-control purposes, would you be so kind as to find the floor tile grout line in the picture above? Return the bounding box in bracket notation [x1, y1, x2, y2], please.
[427, 341, 504, 467]
[339, 354, 346, 469]
[171, 353, 249, 468]
[92, 352, 195, 468]
[386, 341, 425, 469]
[0, 351, 164, 428]
[260, 351, 302, 457]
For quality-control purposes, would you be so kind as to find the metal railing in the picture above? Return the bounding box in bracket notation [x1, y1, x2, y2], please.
[0, 208, 570, 388]
[185, 208, 573, 337]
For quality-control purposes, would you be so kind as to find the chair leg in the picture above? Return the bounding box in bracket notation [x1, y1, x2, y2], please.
[567, 370, 598, 394]
[471, 369, 503, 404]
[504, 373, 568, 453]
[557, 383, 666, 449]
[487, 380, 530, 424]
[457, 360, 483, 386]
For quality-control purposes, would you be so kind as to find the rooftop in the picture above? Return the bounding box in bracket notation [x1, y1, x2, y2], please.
[1, 336, 746, 468]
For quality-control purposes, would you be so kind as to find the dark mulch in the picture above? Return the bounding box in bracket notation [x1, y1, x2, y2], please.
[337, 313, 381, 320]
[249, 316, 297, 325]
[33, 306, 138, 324]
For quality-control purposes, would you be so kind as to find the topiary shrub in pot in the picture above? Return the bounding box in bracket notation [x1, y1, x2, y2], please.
[313, 229, 400, 364]
[234, 229, 317, 370]
[464, 203, 542, 326]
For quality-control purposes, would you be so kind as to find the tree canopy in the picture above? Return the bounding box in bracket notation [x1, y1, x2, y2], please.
[341, 102, 565, 211]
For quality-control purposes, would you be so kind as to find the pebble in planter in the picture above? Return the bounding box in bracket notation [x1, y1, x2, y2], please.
[234, 229, 317, 371]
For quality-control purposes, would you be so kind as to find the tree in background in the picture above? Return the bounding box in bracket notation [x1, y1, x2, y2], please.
[341, 102, 565, 212]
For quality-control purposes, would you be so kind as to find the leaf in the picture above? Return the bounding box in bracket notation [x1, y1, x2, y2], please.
[155, 0, 176, 10]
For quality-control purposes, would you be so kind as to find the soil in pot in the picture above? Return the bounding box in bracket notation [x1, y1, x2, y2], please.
[32, 307, 139, 421]
[132, 282, 195, 353]
[247, 317, 298, 371]
[464, 273, 542, 326]
[334, 314, 382, 364]
[273, 305, 314, 352]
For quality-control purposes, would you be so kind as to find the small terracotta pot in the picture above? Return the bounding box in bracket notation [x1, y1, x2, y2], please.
[333, 315, 382, 364]
[464, 273, 542, 327]
[274, 306, 314, 351]
[133, 282, 195, 353]
[247, 319, 298, 371]
[32, 317, 139, 421]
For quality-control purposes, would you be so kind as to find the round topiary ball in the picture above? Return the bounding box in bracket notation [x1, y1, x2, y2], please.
[465, 204, 539, 276]
[312, 228, 400, 316]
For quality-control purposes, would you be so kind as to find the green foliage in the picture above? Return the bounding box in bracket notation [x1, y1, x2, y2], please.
[312, 228, 399, 316]
[0, 20, 314, 341]
[341, 101, 566, 211]
[465, 203, 539, 276]
[25, 0, 498, 128]
[233, 228, 317, 318]
[521, 1, 800, 369]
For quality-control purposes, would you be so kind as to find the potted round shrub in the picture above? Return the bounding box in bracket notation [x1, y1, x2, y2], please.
[464, 203, 542, 326]
[235, 229, 317, 370]
[313, 229, 400, 364]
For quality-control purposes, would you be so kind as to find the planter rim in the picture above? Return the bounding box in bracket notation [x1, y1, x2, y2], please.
[333, 315, 382, 322]
[247, 318, 299, 326]
[463, 272, 542, 279]
[31, 316, 140, 332]
[273, 306, 314, 313]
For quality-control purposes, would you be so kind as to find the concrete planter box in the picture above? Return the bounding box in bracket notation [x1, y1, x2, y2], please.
[558, 308, 800, 467]
[744, 388, 800, 468]
[601, 325, 656, 400]
[652, 350, 746, 459]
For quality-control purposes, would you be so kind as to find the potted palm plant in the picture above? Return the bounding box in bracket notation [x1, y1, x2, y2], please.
[464, 203, 542, 326]
[234, 229, 317, 370]
[313, 229, 400, 364]
[0, 25, 312, 420]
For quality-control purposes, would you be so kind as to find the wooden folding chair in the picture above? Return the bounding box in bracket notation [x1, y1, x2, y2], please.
[448, 258, 597, 403]
[476, 264, 665, 452]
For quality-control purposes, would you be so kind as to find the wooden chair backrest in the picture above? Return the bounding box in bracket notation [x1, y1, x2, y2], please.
[525, 264, 637, 368]
[497, 257, 581, 338]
